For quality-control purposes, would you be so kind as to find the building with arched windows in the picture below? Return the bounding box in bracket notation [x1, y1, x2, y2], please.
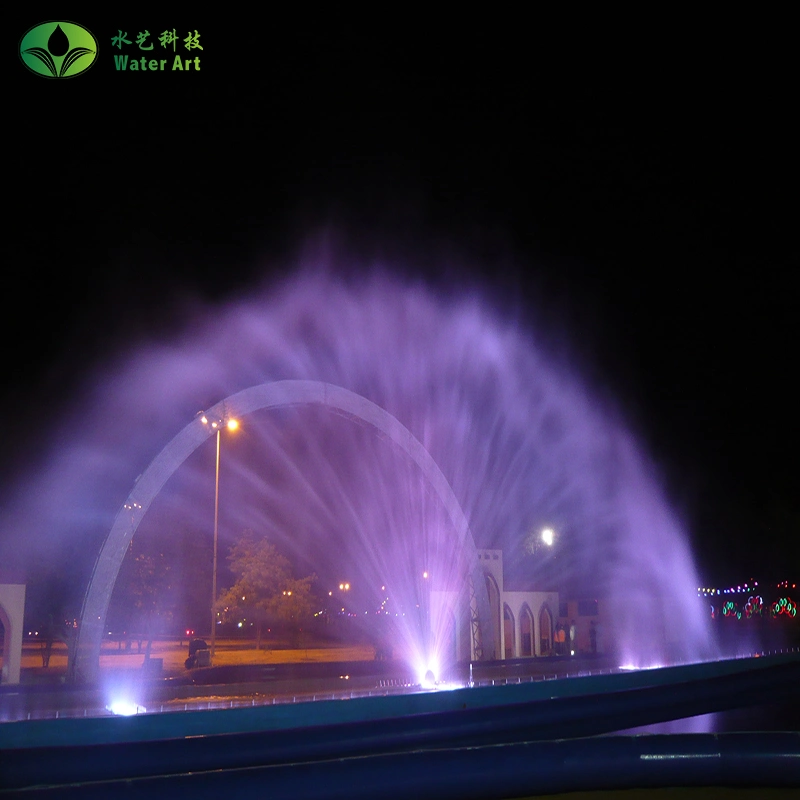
[432, 550, 562, 663]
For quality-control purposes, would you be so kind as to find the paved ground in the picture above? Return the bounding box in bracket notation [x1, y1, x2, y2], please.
[13, 638, 381, 682]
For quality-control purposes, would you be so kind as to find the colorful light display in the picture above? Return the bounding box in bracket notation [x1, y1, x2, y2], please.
[722, 600, 741, 619]
[744, 595, 763, 618]
[701, 580, 798, 622]
[771, 597, 797, 618]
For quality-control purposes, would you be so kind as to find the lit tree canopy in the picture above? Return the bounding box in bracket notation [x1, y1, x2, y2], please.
[216, 530, 316, 647]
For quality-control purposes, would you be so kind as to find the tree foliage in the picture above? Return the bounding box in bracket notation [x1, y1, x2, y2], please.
[216, 531, 316, 648]
[23, 570, 77, 667]
[108, 539, 176, 652]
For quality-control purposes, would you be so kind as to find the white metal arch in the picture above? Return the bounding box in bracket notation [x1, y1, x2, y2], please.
[72, 380, 493, 683]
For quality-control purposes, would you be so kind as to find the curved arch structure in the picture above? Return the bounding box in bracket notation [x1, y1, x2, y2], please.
[72, 380, 493, 683]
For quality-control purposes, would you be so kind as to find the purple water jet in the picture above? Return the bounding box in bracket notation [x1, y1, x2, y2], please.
[0, 264, 717, 682]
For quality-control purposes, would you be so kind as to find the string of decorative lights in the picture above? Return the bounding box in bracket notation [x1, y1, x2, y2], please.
[698, 580, 796, 597]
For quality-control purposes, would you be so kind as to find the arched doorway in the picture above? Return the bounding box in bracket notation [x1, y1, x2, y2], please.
[520, 604, 534, 657]
[485, 574, 501, 661]
[73, 381, 494, 683]
[503, 604, 515, 659]
[539, 605, 553, 655]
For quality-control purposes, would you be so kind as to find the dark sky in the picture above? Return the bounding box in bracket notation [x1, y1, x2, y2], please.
[7, 18, 797, 587]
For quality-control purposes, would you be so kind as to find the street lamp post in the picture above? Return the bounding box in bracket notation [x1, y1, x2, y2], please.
[211, 426, 221, 659]
[202, 414, 238, 660]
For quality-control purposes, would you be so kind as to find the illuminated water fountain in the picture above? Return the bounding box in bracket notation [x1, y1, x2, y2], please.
[0, 265, 717, 688]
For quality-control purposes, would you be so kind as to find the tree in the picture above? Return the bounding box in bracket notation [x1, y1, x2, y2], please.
[109, 539, 176, 656]
[169, 529, 213, 636]
[23, 570, 78, 668]
[216, 531, 317, 649]
[271, 575, 317, 647]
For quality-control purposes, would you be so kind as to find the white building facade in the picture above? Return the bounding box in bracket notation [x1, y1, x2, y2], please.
[432, 549, 559, 663]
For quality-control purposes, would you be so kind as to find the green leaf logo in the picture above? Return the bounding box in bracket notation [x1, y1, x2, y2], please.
[19, 21, 98, 79]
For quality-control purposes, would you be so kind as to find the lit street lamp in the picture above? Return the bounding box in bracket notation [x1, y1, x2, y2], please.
[201, 414, 238, 659]
[524, 526, 557, 556]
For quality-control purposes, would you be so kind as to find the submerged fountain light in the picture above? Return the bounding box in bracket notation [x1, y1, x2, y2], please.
[417, 657, 440, 688]
[107, 700, 146, 716]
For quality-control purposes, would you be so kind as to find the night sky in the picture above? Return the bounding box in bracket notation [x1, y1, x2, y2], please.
[7, 18, 797, 589]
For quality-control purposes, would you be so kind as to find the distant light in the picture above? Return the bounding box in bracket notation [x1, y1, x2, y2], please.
[542, 528, 554, 546]
[344, 583, 350, 590]
[339, 583, 344, 590]
[200, 415, 208, 424]
[237, 622, 243, 628]
[422, 571, 428, 579]
[211, 421, 218, 429]
[227, 419, 239, 431]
